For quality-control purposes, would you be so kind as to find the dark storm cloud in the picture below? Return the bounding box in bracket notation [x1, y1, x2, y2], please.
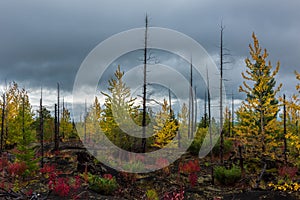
[0, 0, 299, 107]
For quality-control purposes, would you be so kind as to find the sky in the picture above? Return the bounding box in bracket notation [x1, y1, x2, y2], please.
[0, 0, 299, 117]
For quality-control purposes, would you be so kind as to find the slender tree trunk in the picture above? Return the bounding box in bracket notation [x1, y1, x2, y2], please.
[204, 91, 207, 128]
[40, 88, 44, 168]
[169, 88, 172, 116]
[207, 68, 214, 185]
[260, 104, 265, 153]
[190, 61, 194, 138]
[231, 93, 234, 137]
[54, 104, 59, 151]
[194, 86, 197, 132]
[57, 83, 60, 141]
[1, 94, 5, 152]
[228, 110, 231, 138]
[84, 99, 87, 143]
[22, 95, 25, 141]
[220, 25, 224, 164]
[142, 14, 148, 153]
[62, 98, 65, 139]
[283, 94, 287, 165]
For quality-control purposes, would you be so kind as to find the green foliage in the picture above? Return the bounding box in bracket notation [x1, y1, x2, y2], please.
[86, 97, 103, 143]
[146, 189, 159, 200]
[188, 116, 218, 153]
[34, 107, 54, 142]
[1, 82, 36, 147]
[223, 106, 233, 137]
[177, 103, 189, 148]
[11, 87, 39, 177]
[214, 165, 241, 185]
[187, 127, 207, 155]
[236, 33, 282, 160]
[212, 139, 233, 156]
[100, 65, 139, 151]
[198, 113, 209, 129]
[60, 107, 74, 139]
[279, 71, 300, 166]
[122, 160, 145, 172]
[87, 173, 118, 195]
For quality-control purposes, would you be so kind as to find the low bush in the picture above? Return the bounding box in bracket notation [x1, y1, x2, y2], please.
[146, 189, 159, 200]
[212, 139, 233, 156]
[87, 173, 118, 195]
[187, 128, 207, 155]
[214, 165, 241, 185]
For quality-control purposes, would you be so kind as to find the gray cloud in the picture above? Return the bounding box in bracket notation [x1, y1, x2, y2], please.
[0, 0, 299, 110]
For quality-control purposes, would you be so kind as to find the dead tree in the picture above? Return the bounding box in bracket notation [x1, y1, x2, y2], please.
[57, 83, 60, 141]
[40, 87, 44, 168]
[220, 25, 225, 164]
[84, 99, 87, 143]
[283, 94, 287, 165]
[141, 14, 148, 153]
[204, 91, 207, 128]
[54, 104, 59, 151]
[207, 68, 214, 185]
[194, 86, 197, 132]
[188, 60, 194, 139]
[231, 92, 234, 137]
[1, 93, 5, 152]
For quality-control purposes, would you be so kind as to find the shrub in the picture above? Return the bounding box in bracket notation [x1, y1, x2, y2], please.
[146, 189, 159, 200]
[179, 160, 200, 187]
[122, 160, 145, 172]
[163, 188, 184, 200]
[214, 165, 241, 185]
[187, 128, 207, 155]
[87, 173, 118, 195]
[7, 161, 27, 177]
[212, 139, 233, 156]
[278, 166, 298, 180]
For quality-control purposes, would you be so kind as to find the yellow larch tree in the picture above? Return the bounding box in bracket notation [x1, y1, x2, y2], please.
[235, 33, 282, 161]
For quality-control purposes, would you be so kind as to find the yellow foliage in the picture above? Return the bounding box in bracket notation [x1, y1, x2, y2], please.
[152, 99, 178, 148]
[235, 33, 282, 161]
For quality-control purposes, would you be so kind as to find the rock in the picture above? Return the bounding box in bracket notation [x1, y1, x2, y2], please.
[203, 174, 212, 182]
[198, 177, 204, 184]
[206, 186, 222, 192]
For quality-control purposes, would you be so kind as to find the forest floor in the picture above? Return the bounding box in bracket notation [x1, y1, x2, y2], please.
[1, 140, 299, 200]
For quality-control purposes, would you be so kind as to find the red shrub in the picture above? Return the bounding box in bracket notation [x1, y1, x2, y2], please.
[54, 177, 70, 197]
[103, 173, 113, 180]
[278, 166, 298, 180]
[7, 161, 27, 176]
[179, 160, 200, 174]
[40, 164, 56, 174]
[156, 157, 169, 168]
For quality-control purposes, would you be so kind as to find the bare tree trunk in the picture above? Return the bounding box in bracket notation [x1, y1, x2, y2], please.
[22, 95, 25, 141]
[204, 91, 207, 128]
[62, 97, 65, 139]
[84, 99, 87, 143]
[194, 86, 197, 132]
[190, 61, 194, 138]
[231, 93, 234, 137]
[169, 88, 172, 116]
[283, 94, 287, 165]
[141, 14, 148, 153]
[57, 83, 60, 141]
[54, 104, 59, 151]
[40, 87, 44, 168]
[1, 93, 5, 152]
[220, 25, 224, 164]
[260, 105, 265, 153]
[207, 68, 214, 185]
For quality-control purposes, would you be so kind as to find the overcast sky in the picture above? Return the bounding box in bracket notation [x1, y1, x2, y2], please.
[0, 0, 299, 115]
